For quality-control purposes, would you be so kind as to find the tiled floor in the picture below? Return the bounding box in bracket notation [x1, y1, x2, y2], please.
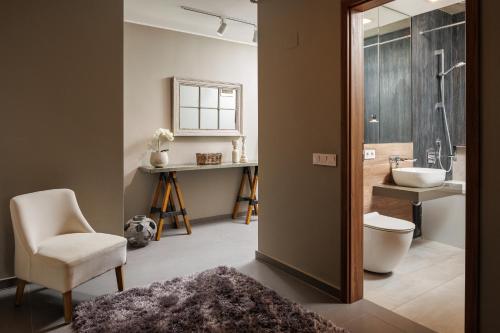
[364, 239, 465, 333]
[0, 217, 434, 333]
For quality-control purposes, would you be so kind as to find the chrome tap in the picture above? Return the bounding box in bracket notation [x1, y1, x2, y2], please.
[389, 155, 417, 168]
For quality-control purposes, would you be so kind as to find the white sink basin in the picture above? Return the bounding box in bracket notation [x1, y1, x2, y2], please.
[392, 167, 446, 188]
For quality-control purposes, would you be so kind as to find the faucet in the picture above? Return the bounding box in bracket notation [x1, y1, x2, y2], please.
[389, 155, 417, 168]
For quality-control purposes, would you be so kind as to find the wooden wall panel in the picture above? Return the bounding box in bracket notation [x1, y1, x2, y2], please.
[363, 142, 414, 221]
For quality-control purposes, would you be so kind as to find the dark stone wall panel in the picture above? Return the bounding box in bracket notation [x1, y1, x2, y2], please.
[412, 10, 466, 173]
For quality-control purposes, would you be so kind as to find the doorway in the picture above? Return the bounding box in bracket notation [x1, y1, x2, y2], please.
[341, 0, 479, 332]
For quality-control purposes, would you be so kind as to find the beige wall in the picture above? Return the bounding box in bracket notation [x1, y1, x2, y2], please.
[0, 0, 124, 279]
[479, 0, 500, 331]
[258, 0, 342, 288]
[124, 23, 258, 221]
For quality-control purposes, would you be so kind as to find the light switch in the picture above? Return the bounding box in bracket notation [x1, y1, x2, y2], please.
[313, 153, 337, 167]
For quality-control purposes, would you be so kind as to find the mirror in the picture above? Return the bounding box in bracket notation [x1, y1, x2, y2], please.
[363, 7, 412, 144]
[173, 78, 243, 136]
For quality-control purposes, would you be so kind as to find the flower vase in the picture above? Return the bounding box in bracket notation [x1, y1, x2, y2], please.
[150, 151, 169, 168]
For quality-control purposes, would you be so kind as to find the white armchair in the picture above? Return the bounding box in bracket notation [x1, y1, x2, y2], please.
[10, 189, 127, 323]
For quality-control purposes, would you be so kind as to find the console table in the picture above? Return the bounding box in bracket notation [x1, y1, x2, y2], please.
[140, 162, 258, 240]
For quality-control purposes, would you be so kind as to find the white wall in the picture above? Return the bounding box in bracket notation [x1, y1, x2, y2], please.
[423, 195, 465, 249]
[124, 23, 258, 221]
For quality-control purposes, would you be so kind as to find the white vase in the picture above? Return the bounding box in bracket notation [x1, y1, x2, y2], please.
[232, 139, 240, 163]
[240, 136, 248, 163]
[150, 151, 169, 168]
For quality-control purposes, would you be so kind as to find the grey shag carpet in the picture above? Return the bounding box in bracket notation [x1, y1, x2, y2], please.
[73, 266, 347, 333]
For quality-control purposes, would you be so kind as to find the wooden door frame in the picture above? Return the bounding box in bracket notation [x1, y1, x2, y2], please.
[340, 1, 480, 332]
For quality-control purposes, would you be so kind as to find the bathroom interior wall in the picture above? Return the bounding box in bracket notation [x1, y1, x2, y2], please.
[421, 145, 466, 248]
[407, 9, 466, 249]
[124, 23, 258, 222]
[363, 143, 413, 221]
[364, 29, 412, 144]
[363, 8, 467, 246]
[412, 10, 466, 172]
[364, 8, 466, 179]
[422, 194, 465, 248]
[0, 0, 124, 279]
[452, 146, 466, 181]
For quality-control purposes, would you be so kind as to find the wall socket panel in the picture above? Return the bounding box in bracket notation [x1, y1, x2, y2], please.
[313, 153, 337, 167]
[364, 149, 376, 160]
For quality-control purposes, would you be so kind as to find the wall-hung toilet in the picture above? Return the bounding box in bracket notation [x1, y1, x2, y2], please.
[364, 212, 415, 273]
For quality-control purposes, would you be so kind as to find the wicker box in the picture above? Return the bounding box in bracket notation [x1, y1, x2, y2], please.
[196, 153, 222, 165]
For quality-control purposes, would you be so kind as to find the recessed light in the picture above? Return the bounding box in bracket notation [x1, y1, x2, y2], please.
[428, 0, 440, 2]
[363, 18, 372, 24]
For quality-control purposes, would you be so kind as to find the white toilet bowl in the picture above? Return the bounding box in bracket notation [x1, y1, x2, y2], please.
[364, 212, 415, 273]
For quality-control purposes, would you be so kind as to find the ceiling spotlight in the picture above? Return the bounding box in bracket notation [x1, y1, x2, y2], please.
[181, 6, 257, 42]
[363, 18, 372, 25]
[217, 18, 227, 36]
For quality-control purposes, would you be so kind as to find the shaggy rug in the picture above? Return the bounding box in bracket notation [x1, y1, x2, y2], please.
[73, 266, 347, 333]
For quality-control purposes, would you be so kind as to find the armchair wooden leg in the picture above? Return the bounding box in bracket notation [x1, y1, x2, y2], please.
[63, 291, 72, 323]
[115, 266, 124, 292]
[15, 279, 26, 306]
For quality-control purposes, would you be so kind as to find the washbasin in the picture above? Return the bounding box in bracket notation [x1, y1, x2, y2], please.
[392, 167, 446, 188]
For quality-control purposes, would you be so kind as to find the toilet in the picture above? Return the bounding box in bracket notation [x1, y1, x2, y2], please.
[364, 212, 415, 273]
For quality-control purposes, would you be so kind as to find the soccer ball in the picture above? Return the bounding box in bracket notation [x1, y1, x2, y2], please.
[125, 215, 157, 247]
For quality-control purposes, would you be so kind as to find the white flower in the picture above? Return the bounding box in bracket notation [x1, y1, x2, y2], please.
[150, 128, 174, 152]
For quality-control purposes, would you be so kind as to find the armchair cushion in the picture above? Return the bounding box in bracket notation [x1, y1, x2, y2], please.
[32, 233, 126, 293]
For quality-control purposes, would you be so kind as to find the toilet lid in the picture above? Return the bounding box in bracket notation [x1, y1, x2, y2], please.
[364, 212, 415, 232]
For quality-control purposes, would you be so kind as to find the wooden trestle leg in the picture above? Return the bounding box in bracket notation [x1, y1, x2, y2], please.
[245, 166, 259, 225]
[171, 171, 192, 235]
[169, 195, 180, 229]
[155, 173, 172, 241]
[149, 172, 192, 240]
[232, 166, 259, 223]
[232, 167, 249, 218]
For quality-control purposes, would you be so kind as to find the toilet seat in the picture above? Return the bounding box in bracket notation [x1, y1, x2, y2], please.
[364, 212, 415, 233]
[363, 212, 415, 273]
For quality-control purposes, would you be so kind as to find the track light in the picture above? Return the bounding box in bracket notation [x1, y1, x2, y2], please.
[181, 6, 257, 42]
[217, 18, 227, 36]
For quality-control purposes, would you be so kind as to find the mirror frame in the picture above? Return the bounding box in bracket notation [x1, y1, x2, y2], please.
[172, 77, 243, 137]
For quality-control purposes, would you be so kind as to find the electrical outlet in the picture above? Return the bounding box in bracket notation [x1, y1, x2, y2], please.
[313, 153, 337, 167]
[364, 149, 376, 160]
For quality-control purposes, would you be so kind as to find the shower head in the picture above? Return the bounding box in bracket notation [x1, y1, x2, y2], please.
[441, 61, 466, 76]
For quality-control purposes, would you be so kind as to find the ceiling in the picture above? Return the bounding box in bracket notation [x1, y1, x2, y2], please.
[124, 0, 257, 45]
[363, 0, 465, 35]
[363, 6, 410, 33]
[125, 0, 465, 45]
[384, 0, 465, 17]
